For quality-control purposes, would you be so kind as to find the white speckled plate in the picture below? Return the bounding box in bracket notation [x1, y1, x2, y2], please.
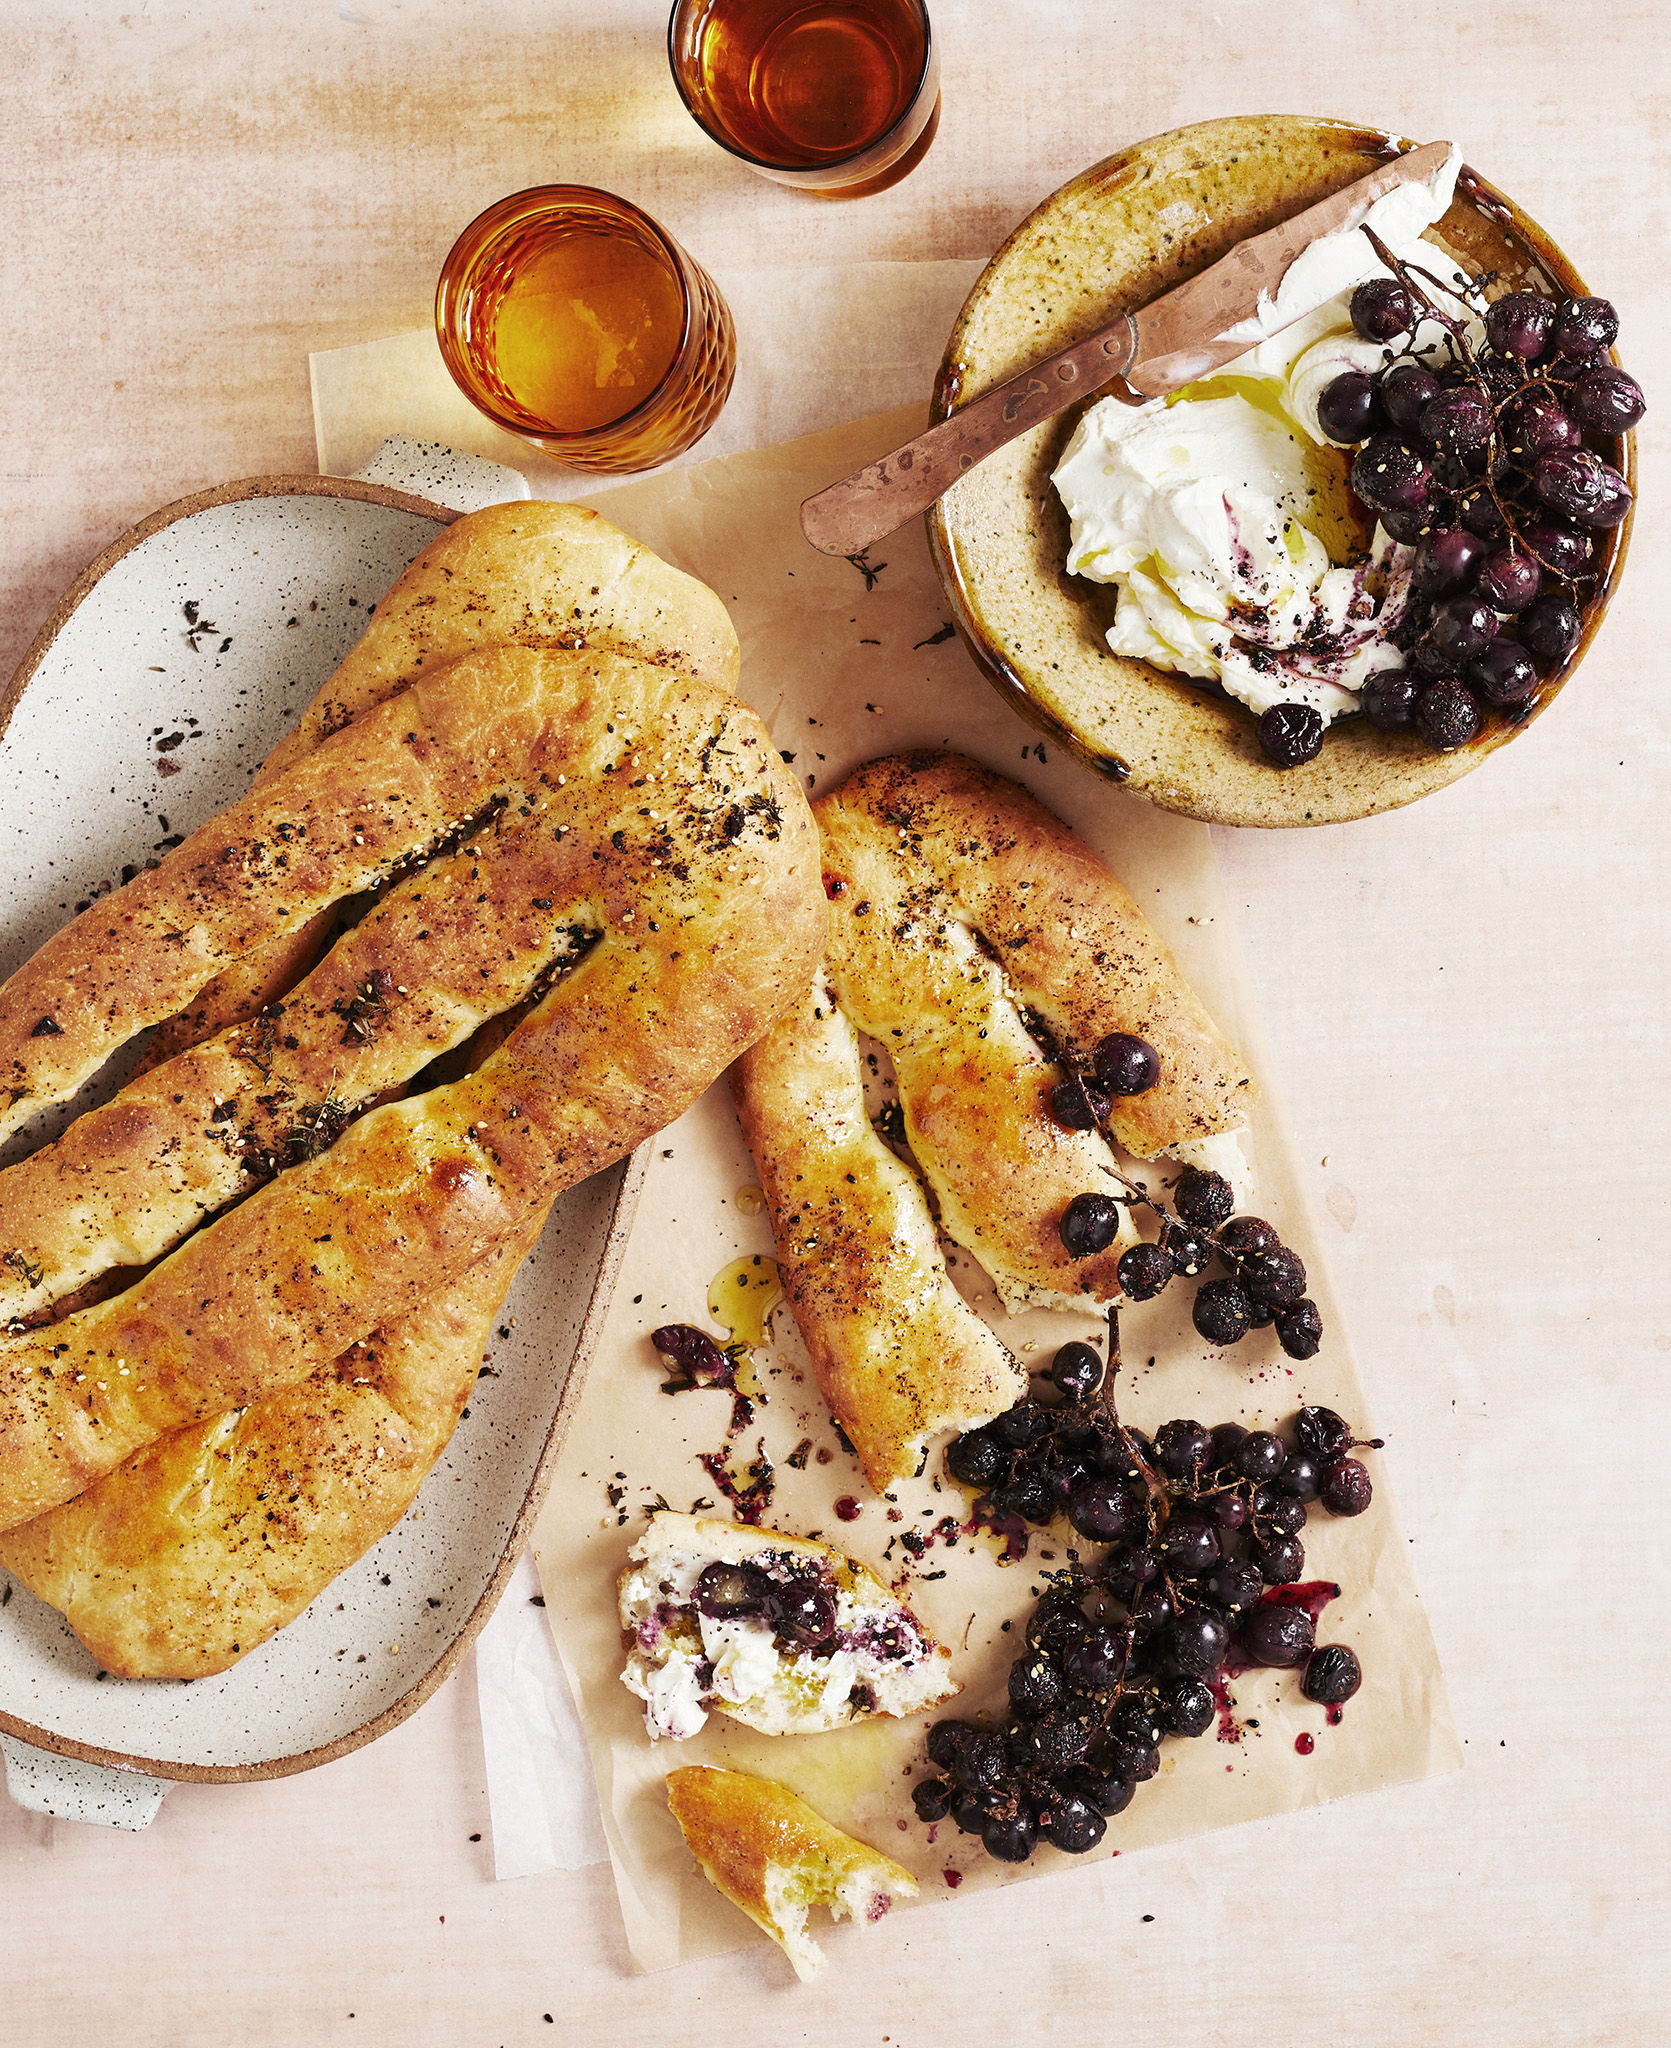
[0, 477, 644, 1784]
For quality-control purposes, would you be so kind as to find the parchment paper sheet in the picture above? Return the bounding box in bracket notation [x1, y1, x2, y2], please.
[527, 407, 1462, 1974]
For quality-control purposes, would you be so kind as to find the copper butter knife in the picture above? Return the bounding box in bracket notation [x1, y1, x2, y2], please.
[799, 140, 1456, 557]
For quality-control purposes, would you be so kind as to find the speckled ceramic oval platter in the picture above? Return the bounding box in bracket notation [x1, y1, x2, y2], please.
[926, 113, 1635, 828]
[0, 478, 642, 1784]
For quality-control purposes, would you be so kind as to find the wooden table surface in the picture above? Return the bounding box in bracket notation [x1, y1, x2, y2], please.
[2, 4, 1666, 2043]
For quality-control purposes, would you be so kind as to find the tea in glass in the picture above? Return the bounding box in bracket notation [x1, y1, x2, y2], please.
[435, 186, 736, 471]
[669, 0, 939, 195]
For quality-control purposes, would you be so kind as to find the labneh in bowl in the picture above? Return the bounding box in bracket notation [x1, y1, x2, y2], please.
[925, 114, 1635, 828]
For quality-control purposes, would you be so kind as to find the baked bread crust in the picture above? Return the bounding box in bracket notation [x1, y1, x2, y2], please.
[0, 675, 824, 1531]
[666, 1765, 918, 1982]
[140, 500, 740, 1068]
[0, 1208, 545, 1678]
[731, 971, 1025, 1492]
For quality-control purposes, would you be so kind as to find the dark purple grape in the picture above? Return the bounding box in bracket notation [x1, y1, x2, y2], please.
[1244, 1296, 1277, 1331]
[1419, 384, 1493, 455]
[1379, 503, 1435, 544]
[1293, 1405, 1351, 1463]
[927, 1718, 970, 1769]
[1068, 1478, 1144, 1544]
[1429, 595, 1499, 662]
[950, 1790, 990, 1834]
[691, 1560, 770, 1619]
[1502, 394, 1582, 468]
[1102, 1544, 1161, 1599]
[1572, 461, 1632, 529]
[1569, 364, 1646, 434]
[1117, 1241, 1174, 1302]
[954, 1729, 1009, 1795]
[1484, 290, 1552, 360]
[1038, 1795, 1106, 1855]
[1240, 1245, 1307, 1308]
[1350, 436, 1431, 515]
[1159, 1219, 1213, 1276]
[982, 1811, 1038, 1862]
[1236, 1430, 1288, 1482]
[1276, 1452, 1323, 1503]
[1021, 1711, 1091, 1774]
[1131, 1581, 1175, 1631]
[1050, 1341, 1104, 1400]
[1378, 359, 1440, 431]
[996, 1467, 1062, 1525]
[1351, 277, 1415, 342]
[1158, 1678, 1216, 1738]
[1158, 1609, 1231, 1680]
[1251, 1533, 1305, 1585]
[1415, 680, 1483, 751]
[1059, 1192, 1123, 1258]
[1412, 527, 1485, 598]
[1153, 1418, 1213, 1481]
[1256, 1489, 1307, 1537]
[1049, 1071, 1113, 1131]
[1274, 1298, 1324, 1360]
[994, 1401, 1056, 1449]
[1218, 1217, 1278, 1267]
[912, 1777, 952, 1822]
[1302, 1644, 1364, 1705]
[1475, 547, 1542, 612]
[1193, 1280, 1252, 1346]
[1551, 295, 1619, 360]
[1457, 486, 1509, 540]
[1468, 641, 1539, 708]
[1259, 701, 1327, 769]
[1027, 1594, 1090, 1655]
[651, 1322, 730, 1381]
[1521, 519, 1593, 579]
[1201, 1557, 1265, 1612]
[1208, 1421, 1249, 1468]
[764, 1575, 837, 1646]
[1359, 670, 1420, 732]
[1204, 1489, 1251, 1534]
[1519, 594, 1582, 663]
[946, 1427, 1003, 1487]
[1317, 369, 1381, 443]
[1075, 1768, 1136, 1815]
[1065, 1625, 1129, 1694]
[1321, 1457, 1374, 1516]
[1106, 1695, 1161, 1750]
[1240, 1603, 1316, 1669]
[1094, 1032, 1161, 1095]
[1009, 1653, 1068, 1719]
[1158, 1513, 1221, 1579]
[1174, 1168, 1234, 1230]
[1534, 447, 1609, 521]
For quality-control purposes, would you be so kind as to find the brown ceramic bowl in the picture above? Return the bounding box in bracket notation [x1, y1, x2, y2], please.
[925, 114, 1635, 828]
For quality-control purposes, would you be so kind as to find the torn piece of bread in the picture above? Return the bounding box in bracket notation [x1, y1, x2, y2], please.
[666, 1766, 917, 1982]
[732, 969, 1025, 1493]
[618, 1510, 958, 1740]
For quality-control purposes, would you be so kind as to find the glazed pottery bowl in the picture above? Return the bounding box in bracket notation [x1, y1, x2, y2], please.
[926, 114, 1634, 828]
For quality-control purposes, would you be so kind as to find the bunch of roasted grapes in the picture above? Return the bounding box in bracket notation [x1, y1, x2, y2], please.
[917, 1359, 1378, 1864]
[1311, 254, 1643, 761]
[1049, 1051, 1321, 1359]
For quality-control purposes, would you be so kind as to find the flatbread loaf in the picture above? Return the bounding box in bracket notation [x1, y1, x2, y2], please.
[666, 1766, 918, 1982]
[0, 670, 824, 1531]
[734, 750, 1257, 1488]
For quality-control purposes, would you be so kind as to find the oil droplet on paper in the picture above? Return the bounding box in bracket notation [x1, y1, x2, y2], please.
[708, 1254, 782, 1347]
[733, 1184, 766, 1216]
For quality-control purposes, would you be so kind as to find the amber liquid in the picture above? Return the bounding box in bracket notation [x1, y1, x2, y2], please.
[478, 223, 685, 434]
[682, 0, 926, 166]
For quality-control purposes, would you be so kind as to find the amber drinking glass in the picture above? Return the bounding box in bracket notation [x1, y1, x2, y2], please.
[668, 0, 939, 196]
[435, 186, 736, 472]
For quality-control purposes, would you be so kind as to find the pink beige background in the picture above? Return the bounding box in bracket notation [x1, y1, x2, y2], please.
[2, 3, 1667, 2044]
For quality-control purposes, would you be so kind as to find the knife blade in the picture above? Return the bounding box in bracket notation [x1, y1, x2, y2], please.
[798, 140, 1456, 558]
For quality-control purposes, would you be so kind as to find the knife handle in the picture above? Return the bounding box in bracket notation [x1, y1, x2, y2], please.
[799, 312, 1139, 557]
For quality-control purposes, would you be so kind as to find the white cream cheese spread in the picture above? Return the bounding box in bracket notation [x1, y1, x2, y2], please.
[1052, 148, 1476, 724]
